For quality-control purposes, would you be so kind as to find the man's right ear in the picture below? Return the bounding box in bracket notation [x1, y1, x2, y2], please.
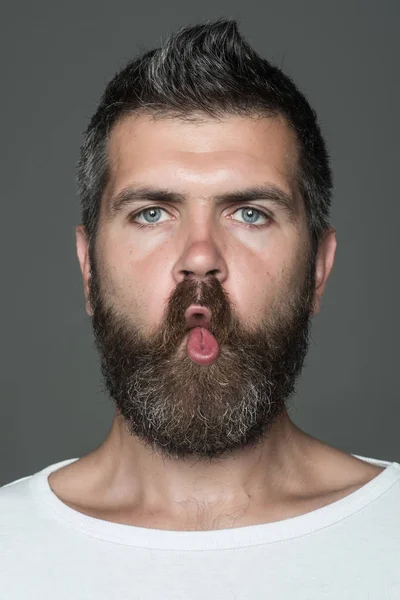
[75, 225, 93, 316]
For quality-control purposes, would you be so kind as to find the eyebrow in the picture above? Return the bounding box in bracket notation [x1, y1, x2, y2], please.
[106, 184, 299, 224]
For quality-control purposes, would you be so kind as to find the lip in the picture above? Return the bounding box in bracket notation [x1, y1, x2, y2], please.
[184, 305, 212, 329]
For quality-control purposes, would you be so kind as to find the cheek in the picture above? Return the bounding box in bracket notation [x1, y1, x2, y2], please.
[230, 259, 280, 325]
[232, 237, 302, 323]
[102, 239, 172, 320]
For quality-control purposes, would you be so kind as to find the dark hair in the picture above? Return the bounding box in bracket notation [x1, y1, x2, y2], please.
[77, 18, 332, 260]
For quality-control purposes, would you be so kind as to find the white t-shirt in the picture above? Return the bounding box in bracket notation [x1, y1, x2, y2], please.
[0, 454, 399, 599]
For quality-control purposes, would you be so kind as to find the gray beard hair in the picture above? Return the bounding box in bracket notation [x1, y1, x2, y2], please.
[89, 252, 316, 463]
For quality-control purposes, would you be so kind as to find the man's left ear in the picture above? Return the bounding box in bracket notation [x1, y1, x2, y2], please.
[312, 227, 337, 316]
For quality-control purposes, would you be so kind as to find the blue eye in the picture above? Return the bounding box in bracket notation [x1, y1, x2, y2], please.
[138, 207, 164, 224]
[130, 206, 271, 229]
[233, 207, 268, 225]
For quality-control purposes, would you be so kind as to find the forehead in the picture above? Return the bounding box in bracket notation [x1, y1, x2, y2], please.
[103, 113, 301, 210]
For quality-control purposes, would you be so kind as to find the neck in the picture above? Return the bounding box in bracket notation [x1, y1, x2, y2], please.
[82, 410, 318, 529]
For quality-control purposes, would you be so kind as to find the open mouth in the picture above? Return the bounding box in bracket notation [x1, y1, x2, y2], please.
[184, 305, 212, 330]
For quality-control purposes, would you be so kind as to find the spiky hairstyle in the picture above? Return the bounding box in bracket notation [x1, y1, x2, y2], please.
[77, 18, 332, 257]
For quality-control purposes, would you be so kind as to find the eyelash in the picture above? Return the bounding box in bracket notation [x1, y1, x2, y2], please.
[129, 206, 272, 230]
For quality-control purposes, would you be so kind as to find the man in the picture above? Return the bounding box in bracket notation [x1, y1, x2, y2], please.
[1, 18, 399, 599]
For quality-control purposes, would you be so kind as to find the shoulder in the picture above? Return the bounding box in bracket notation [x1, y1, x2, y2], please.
[0, 473, 36, 539]
[0, 472, 33, 504]
[298, 434, 397, 500]
[0, 459, 77, 541]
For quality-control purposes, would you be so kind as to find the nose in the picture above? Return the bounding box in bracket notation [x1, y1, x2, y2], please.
[173, 241, 227, 286]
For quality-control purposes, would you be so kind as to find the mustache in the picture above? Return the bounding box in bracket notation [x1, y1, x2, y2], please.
[159, 276, 236, 347]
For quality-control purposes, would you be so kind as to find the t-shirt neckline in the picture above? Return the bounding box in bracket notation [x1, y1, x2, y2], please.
[30, 454, 400, 551]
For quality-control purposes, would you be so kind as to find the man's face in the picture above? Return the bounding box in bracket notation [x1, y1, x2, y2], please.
[78, 113, 319, 462]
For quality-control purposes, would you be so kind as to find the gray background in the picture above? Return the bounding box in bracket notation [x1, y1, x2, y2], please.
[1, 0, 399, 486]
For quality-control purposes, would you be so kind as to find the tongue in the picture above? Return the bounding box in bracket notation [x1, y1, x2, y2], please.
[186, 327, 220, 365]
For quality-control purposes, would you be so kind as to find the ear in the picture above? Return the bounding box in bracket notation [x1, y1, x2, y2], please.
[76, 225, 93, 316]
[312, 227, 337, 316]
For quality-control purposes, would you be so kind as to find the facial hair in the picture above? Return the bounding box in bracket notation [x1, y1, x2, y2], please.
[88, 245, 316, 464]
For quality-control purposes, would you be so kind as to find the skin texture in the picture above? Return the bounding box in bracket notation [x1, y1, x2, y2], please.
[48, 114, 384, 531]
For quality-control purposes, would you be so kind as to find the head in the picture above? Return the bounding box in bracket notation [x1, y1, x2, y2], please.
[76, 18, 336, 463]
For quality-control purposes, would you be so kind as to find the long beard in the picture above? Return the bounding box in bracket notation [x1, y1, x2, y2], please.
[88, 249, 316, 463]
